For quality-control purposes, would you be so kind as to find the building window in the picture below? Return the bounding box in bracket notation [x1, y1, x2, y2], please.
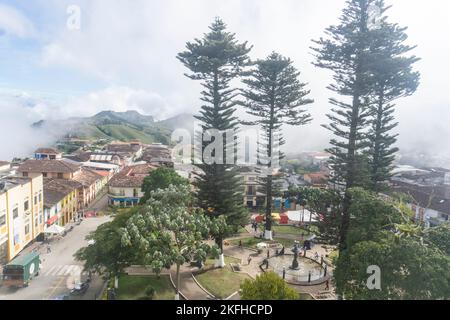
[14, 234, 19, 245]
[43, 173, 47, 178]
[23, 172, 28, 177]
[34, 196, 37, 205]
[25, 224, 30, 235]
[13, 208, 19, 219]
[24, 200, 29, 211]
[57, 173, 63, 179]
[0, 214, 5, 227]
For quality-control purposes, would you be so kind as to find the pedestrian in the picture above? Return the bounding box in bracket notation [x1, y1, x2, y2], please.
[47, 245, 51, 253]
[239, 240, 242, 247]
[247, 256, 252, 265]
[267, 250, 270, 259]
[314, 252, 319, 260]
[325, 280, 330, 291]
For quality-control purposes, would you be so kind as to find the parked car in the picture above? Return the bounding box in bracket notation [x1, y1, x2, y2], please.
[70, 281, 90, 296]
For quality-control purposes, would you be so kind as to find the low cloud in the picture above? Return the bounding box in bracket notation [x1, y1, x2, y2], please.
[0, 91, 55, 160]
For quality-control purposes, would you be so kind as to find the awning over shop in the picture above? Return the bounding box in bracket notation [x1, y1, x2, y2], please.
[47, 215, 58, 226]
[287, 209, 317, 223]
[44, 224, 65, 235]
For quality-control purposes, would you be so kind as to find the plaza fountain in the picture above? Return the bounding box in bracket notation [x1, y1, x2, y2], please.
[267, 242, 328, 285]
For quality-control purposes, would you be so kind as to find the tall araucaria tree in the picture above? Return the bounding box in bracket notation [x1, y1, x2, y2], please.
[177, 18, 252, 267]
[121, 185, 221, 301]
[311, 0, 382, 251]
[240, 52, 313, 240]
[366, 1, 420, 191]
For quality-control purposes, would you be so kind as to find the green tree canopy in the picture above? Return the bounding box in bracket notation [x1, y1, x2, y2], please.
[74, 208, 139, 278]
[334, 188, 450, 300]
[121, 185, 220, 299]
[140, 167, 189, 204]
[240, 272, 299, 300]
[424, 223, 450, 256]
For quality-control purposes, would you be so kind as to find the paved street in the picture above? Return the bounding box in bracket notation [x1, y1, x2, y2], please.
[0, 214, 111, 300]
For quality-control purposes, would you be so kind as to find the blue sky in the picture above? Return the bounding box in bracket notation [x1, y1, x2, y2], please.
[0, 0, 104, 100]
[1, 0, 450, 162]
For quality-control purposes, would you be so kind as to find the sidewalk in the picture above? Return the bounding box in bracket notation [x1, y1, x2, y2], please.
[169, 265, 213, 300]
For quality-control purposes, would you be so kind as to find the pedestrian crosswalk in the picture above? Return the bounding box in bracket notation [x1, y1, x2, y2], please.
[42, 265, 88, 277]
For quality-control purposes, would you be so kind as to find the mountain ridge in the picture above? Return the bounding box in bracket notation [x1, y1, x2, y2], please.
[32, 110, 195, 145]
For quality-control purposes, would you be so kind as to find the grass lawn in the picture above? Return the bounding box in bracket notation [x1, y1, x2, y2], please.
[204, 256, 241, 267]
[270, 225, 312, 236]
[116, 275, 175, 300]
[196, 266, 251, 299]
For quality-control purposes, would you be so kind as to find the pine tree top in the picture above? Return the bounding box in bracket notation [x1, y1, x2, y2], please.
[177, 17, 252, 79]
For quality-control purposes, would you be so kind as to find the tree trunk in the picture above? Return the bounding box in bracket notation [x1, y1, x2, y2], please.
[175, 263, 181, 300]
[339, 91, 361, 252]
[265, 175, 273, 240]
[265, 88, 275, 240]
[216, 237, 225, 268]
[371, 90, 384, 191]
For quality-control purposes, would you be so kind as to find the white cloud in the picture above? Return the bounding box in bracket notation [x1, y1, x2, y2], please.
[0, 90, 55, 160]
[64, 86, 170, 119]
[0, 4, 35, 38]
[3, 0, 450, 162]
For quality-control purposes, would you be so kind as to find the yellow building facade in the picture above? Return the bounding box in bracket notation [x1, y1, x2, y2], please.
[0, 175, 44, 264]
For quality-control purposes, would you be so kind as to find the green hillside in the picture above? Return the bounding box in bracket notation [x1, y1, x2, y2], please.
[97, 124, 160, 144]
[33, 110, 189, 145]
